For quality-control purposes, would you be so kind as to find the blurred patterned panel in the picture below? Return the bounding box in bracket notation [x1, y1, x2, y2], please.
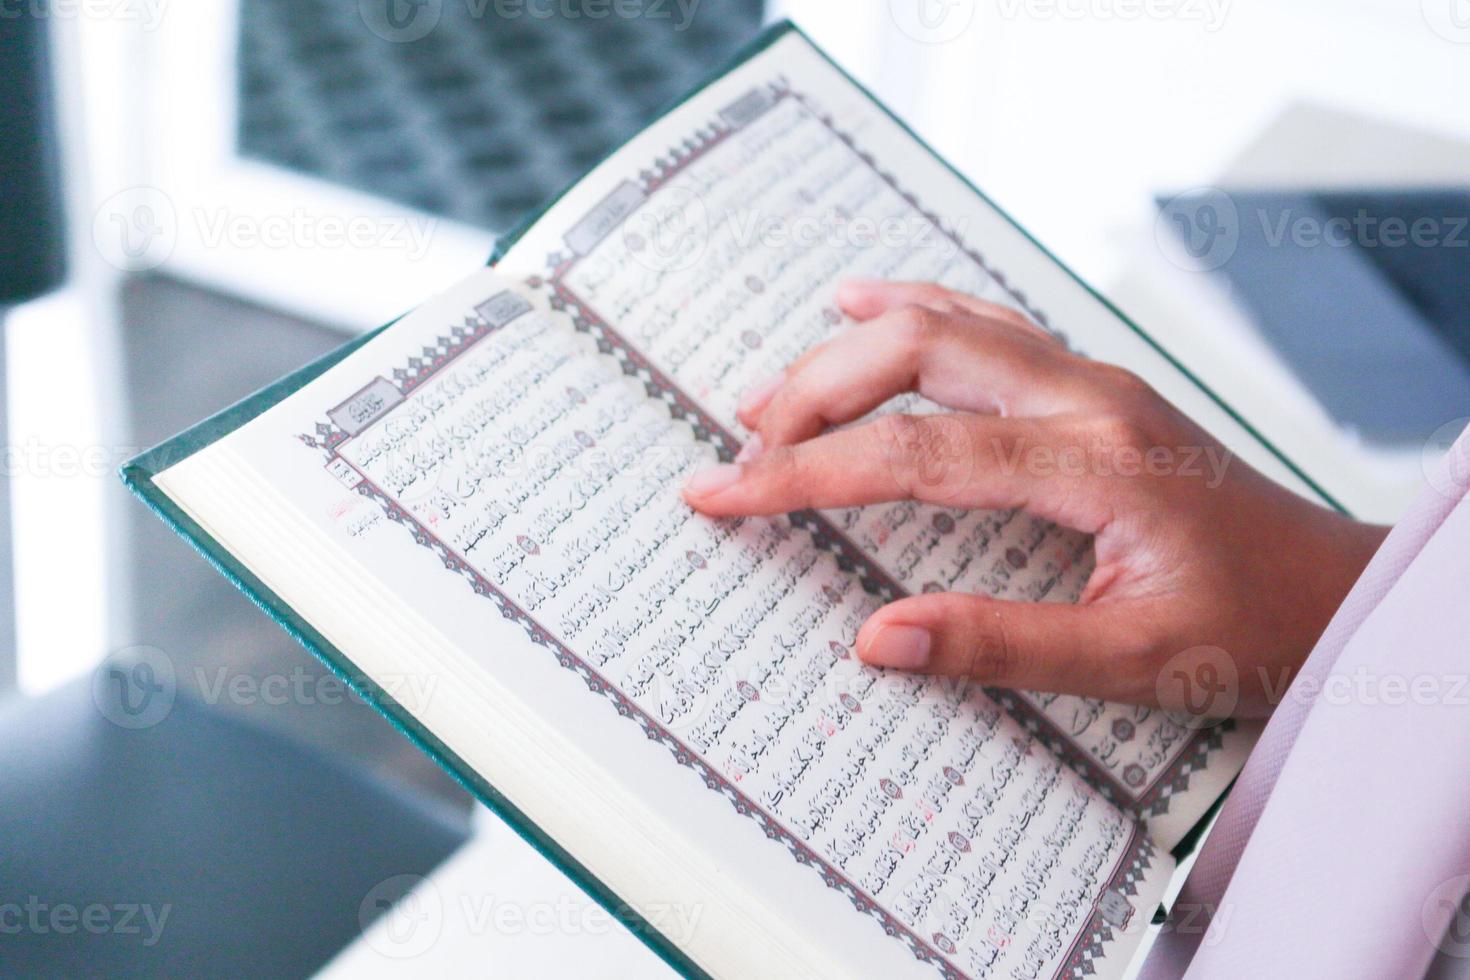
[238, 0, 766, 231]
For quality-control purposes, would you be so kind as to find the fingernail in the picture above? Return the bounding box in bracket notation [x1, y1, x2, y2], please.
[737, 373, 784, 420]
[684, 463, 743, 498]
[735, 433, 764, 464]
[862, 625, 932, 670]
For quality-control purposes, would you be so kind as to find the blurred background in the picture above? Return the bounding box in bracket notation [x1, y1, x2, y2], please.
[1, 0, 1467, 975]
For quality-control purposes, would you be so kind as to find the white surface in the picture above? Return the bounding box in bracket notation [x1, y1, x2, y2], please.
[4, 289, 118, 696]
[322, 802, 1195, 978]
[6, 13, 136, 697]
[323, 802, 1197, 978]
[779, 1, 1470, 291]
[318, 809, 675, 978]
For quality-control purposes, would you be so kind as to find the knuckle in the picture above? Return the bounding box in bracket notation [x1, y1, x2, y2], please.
[985, 302, 1033, 329]
[956, 297, 1045, 340]
[874, 413, 938, 464]
[872, 413, 922, 466]
[1085, 413, 1151, 453]
[761, 445, 821, 511]
[907, 283, 952, 307]
[769, 369, 813, 415]
[891, 303, 947, 353]
[786, 337, 831, 377]
[762, 444, 805, 494]
[964, 607, 1022, 684]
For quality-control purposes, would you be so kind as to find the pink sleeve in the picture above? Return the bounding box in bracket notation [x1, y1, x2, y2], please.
[1144, 429, 1470, 979]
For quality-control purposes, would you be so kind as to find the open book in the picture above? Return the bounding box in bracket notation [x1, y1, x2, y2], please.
[124, 22, 1328, 980]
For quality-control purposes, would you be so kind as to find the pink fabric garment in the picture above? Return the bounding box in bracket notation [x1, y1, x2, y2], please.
[1142, 429, 1470, 980]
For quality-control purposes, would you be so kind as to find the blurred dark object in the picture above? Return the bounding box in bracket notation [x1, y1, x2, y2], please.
[0, 0, 69, 691]
[1164, 189, 1470, 445]
[238, 0, 765, 230]
[0, 678, 470, 977]
[0, 2, 66, 303]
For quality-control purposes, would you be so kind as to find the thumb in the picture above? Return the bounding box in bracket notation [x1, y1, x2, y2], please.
[855, 593, 1148, 702]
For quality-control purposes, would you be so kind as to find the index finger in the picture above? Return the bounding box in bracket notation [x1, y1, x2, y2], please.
[684, 412, 1123, 536]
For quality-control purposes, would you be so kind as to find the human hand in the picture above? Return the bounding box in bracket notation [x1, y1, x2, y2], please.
[682, 280, 1387, 716]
